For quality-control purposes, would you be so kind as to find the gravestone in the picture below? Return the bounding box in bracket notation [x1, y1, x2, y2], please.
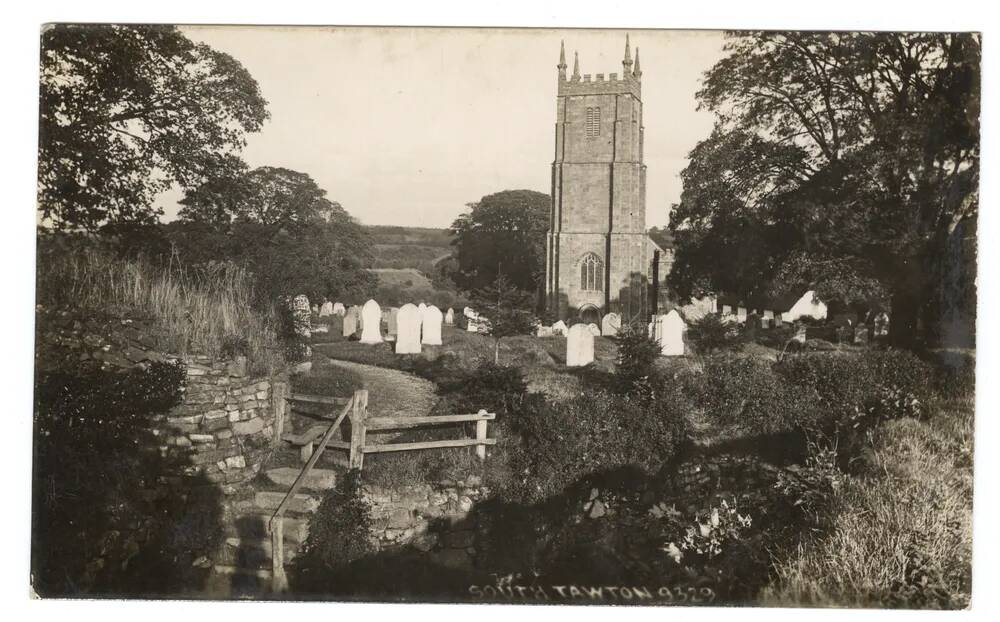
[655, 310, 686, 356]
[601, 312, 621, 337]
[311, 304, 319, 315]
[360, 300, 383, 344]
[463, 307, 475, 318]
[551, 320, 568, 336]
[874, 312, 889, 336]
[854, 324, 870, 346]
[418, 302, 427, 320]
[736, 307, 748, 323]
[319, 301, 334, 317]
[422, 305, 443, 345]
[333, 302, 346, 316]
[292, 295, 312, 339]
[395, 304, 422, 354]
[445, 308, 455, 325]
[536, 325, 554, 338]
[343, 305, 360, 338]
[387, 307, 399, 338]
[587, 323, 601, 336]
[566, 323, 595, 367]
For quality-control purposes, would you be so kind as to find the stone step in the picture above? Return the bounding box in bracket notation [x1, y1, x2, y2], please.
[254, 491, 319, 514]
[225, 513, 310, 544]
[216, 536, 300, 568]
[264, 466, 337, 491]
[212, 564, 272, 580]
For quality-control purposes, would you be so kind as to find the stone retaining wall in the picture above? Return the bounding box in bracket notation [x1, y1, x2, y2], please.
[363, 477, 488, 569]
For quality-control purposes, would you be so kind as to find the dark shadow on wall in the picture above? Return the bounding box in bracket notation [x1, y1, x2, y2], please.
[31, 359, 225, 599]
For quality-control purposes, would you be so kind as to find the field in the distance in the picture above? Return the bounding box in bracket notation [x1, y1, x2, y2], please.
[366, 225, 453, 272]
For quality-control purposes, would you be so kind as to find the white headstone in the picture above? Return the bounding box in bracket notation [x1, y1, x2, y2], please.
[551, 320, 568, 336]
[359, 299, 383, 344]
[343, 306, 360, 338]
[655, 310, 686, 356]
[445, 308, 455, 325]
[601, 313, 621, 337]
[536, 325, 554, 338]
[587, 323, 601, 336]
[467, 317, 478, 332]
[566, 323, 595, 367]
[332, 302, 346, 316]
[395, 304, 422, 354]
[737, 307, 748, 323]
[463, 307, 475, 318]
[319, 301, 334, 317]
[421, 305, 443, 345]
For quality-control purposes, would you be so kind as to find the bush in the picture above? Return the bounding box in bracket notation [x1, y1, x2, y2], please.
[926, 350, 975, 399]
[33, 360, 224, 596]
[687, 313, 744, 354]
[613, 322, 662, 395]
[437, 361, 530, 422]
[502, 389, 687, 502]
[290, 470, 376, 592]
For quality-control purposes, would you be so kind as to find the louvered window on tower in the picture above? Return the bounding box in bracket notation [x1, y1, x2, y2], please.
[580, 253, 603, 291]
[585, 106, 601, 137]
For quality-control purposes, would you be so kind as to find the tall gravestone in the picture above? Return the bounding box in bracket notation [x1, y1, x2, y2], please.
[566, 323, 595, 367]
[343, 305, 360, 338]
[445, 308, 455, 325]
[360, 300, 383, 344]
[654, 310, 686, 356]
[601, 312, 621, 337]
[422, 305, 443, 345]
[319, 301, 334, 317]
[395, 304, 422, 354]
[333, 302, 346, 316]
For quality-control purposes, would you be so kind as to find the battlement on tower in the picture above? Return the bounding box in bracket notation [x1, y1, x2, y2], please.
[557, 71, 641, 98]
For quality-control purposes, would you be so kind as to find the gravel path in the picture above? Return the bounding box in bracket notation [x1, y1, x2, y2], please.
[324, 358, 439, 421]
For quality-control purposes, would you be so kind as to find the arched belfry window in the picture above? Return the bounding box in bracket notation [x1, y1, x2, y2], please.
[585, 106, 601, 137]
[580, 253, 603, 291]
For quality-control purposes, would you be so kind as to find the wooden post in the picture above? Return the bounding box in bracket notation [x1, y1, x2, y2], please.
[300, 441, 313, 464]
[349, 390, 368, 470]
[475, 409, 488, 461]
[271, 518, 288, 592]
[272, 380, 288, 449]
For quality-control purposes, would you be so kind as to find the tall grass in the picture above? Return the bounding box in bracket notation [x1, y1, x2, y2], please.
[760, 397, 974, 609]
[37, 244, 285, 375]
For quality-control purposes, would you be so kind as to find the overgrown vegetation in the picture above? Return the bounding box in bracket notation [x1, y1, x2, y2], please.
[32, 360, 223, 597]
[37, 237, 285, 374]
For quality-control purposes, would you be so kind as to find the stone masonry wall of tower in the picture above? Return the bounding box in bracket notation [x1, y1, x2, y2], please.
[545, 37, 649, 321]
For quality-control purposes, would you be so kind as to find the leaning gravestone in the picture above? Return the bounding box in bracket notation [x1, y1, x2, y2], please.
[587, 323, 601, 336]
[332, 302, 346, 316]
[343, 305, 360, 338]
[601, 312, 621, 337]
[566, 323, 595, 367]
[551, 320, 568, 336]
[422, 305, 443, 345]
[360, 300, 383, 344]
[445, 308, 455, 325]
[395, 304, 422, 354]
[319, 301, 334, 317]
[656, 310, 686, 356]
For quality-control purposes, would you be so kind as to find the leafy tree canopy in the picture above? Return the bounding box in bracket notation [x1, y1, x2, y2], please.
[38, 24, 269, 230]
[670, 32, 979, 347]
[449, 189, 550, 293]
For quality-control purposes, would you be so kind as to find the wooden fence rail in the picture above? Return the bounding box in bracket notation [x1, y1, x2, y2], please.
[268, 389, 496, 592]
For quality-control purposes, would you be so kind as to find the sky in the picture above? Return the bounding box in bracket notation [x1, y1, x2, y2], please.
[162, 26, 727, 229]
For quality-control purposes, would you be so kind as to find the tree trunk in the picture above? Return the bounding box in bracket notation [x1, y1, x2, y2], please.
[494, 338, 501, 365]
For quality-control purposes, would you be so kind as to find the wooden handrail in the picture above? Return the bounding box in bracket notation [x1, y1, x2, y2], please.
[269, 390, 362, 592]
[287, 393, 352, 406]
[364, 411, 495, 431]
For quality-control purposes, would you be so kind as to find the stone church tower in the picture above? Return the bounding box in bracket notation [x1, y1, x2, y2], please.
[544, 37, 660, 324]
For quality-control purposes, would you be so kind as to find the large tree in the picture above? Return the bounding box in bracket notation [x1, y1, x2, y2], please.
[670, 32, 979, 347]
[449, 189, 550, 293]
[38, 24, 268, 230]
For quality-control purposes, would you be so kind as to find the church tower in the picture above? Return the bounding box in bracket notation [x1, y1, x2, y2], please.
[545, 37, 650, 324]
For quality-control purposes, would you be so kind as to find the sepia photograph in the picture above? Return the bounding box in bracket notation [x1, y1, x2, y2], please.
[29, 19, 978, 609]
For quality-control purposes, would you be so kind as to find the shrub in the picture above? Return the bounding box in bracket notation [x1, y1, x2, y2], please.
[33, 360, 224, 596]
[687, 313, 744, 354]
[437, 361, 530, 422]
[926, 350, 975, 399]
[613, 322, 662, 395]
[502, 390, 687, 502]
[290, 470, 376, 592]
[698, 356, 818, 436]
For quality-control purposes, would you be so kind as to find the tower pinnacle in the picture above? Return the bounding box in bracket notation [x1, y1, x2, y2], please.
[572, 51, 580, 80]
[558, 40, 567, 79]
[623, 34, 633, 73]
[633, 47, 641, 78]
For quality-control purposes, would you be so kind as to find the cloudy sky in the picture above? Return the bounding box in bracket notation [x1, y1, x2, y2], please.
[163, 26, 727, 229]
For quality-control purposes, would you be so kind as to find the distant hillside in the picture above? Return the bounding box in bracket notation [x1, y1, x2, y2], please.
[365, 225, 454, 272]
